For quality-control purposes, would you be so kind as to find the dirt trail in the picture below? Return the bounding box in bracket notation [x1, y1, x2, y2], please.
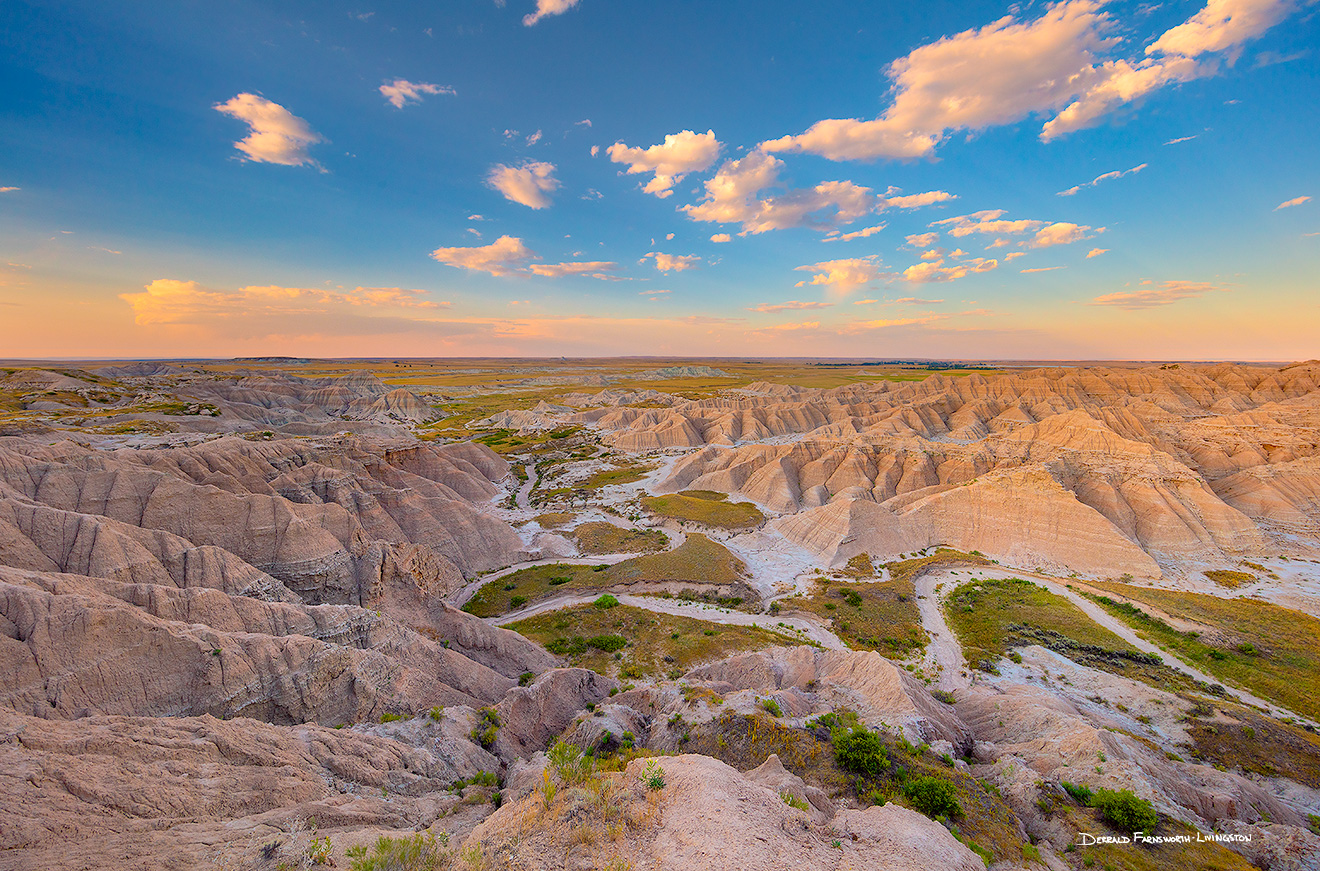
[913, 572, 970, 692]
[491, 592, 847, 650]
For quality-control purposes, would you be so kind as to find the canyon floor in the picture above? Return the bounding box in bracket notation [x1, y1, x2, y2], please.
[2, 357, 1320, 871]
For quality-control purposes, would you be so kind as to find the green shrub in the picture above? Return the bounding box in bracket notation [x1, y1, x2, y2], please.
[833, 726, 888, 777]
[1061, 781, 1093, 804]
[348, 832, 449, 870]
[379, 711, 403, 724]
[510, 595, 528, 609]
[587, 634, 627, 652]
[903, 775, 962, 818]
[470, 708, 500, 749]
[593, 594, 620, 609]
[761, 698, 783, 717]
[1091, 788, 1158, 832]
[428, 706, 443, 722]
[518, 671, 535, 686]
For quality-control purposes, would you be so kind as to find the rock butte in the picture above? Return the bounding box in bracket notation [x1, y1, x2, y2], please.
[0, 359, 1318, 870]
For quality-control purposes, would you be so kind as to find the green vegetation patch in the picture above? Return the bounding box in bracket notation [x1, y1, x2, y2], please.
[463, 534, 747, 617]
[573, 521, 668, 555]
[508, 603, 785, 679]
[640, 490, 765, 528]
[532, 512, 575, 528]
[578, 463, 652, 489]
[1183, 702, 1320, 788]
[884, 548, 992, 584]
[1087, 583, 1320, 722]
[1204, 569, 1254, 589]
[945, 578, 1204, 694]
[790, 577, 927, 657]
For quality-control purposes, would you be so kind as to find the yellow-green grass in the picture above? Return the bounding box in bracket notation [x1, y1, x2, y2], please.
[884, 548, 992, 584]
[507, 603, 785, 679]
[577, 463, 652, 489]
[1085, 582, 1320, 722]
[471, 426, 582, 455]
[1183, 702, 1320, 787]
[945, 578, 1206, 693]
[1051, 803, 1256, 871]
[788, 578, 927, 657]
[640, 490, 765, 529]
[532, 512, 575, 528]
[463, 534, 746, 617]
[605, 532, 746, 586]
[573, 522, 668, 555]
[1203, 569, 1254, 589]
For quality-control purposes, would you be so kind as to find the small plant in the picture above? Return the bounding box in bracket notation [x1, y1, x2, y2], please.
[549, 739, 591, 785]
[510, 595, 528, 609]
[1061, 781, 1093, 804]
[761, 697, 783, 717]
[306, 836, 333, 866]
[833, 726, 888, 777]
[428, 706, 443, 722]
[903, 776, 961, 818]
[831, 839, 843, 849]
[1091, 787, 1158, 832]
[379, 711, 403, 724]
[470, 707, 500, 749]
[931, 689, 957, 705]
[781, 792, 808, 811]
[518, 671, 535, 686]
[642, 758, 665, 791]
[593, 594, 620, 609]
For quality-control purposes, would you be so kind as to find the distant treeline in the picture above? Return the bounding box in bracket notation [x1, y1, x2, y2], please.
[812, 361, 996, 370]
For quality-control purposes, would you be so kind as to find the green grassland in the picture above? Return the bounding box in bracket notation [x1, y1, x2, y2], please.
[573, 521, 669, 555]
[640, 490, 765, 529]
[462, 533, 746, 618]
[788, 577, 928, 658]
[507, 603, 786, 679]
[1085, 582, 1320, 722]
[944, 577, 1207, 693]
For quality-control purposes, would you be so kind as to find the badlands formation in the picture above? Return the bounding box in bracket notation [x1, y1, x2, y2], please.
[1, 358, 1320, 870]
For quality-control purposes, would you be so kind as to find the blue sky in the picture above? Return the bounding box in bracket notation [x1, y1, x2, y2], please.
[0, 0, 1317, 359]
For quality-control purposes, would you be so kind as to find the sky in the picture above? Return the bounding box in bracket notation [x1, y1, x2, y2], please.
[0, 0, 1317, 360]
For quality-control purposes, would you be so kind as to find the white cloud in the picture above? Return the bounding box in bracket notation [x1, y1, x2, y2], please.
[214, 93, 325, 168]
[524, 0, 580, 26]
[1091, 279, 1226, 308]
[666, 233, 675, 240]
[710, 233, 732, 243]
[120, 280, 443, 326]
[0, 187, 18, 193]
[486, 161, 559, 208]
[1275, 195, 1311, 210]
[379, 79, 455, 109]
[641, 252, 701, 272]
[902, 257, 998, 283]
[905, 232, 939, 248]
[681, 150, 876, 235]
[88, 246, 122, 255]
[747, 300, 835, 313]
[431, 235, 536, 276]
[607, 130, 722, 198]
[1004, 251, 1028, 260]
[641, 289, 671, 295]
[825, 223, 886, 242]
[934, 210, 1044, 237]
[1057, 162, 1147, 195]
[882, 190, 958, 209]
[1086, 247, 1109, 258]
[764, 0, 1299, 158]
[842, 315, 950, 332]
[526, 130, 543, 146]
[576, 119, 592, 128]
[1021, 266, 1067, 273]
[1164, 135, 1198, 145]
[919, 249, 943, 261]
[762, 0, 1113, 160]
[468, 214, 486, 221]
[793, 257, 884, 296]
[590, 145, 600, 157]
[1030, 222, 1100, 248]
[527, 261, 619, 279]
[854, 299, 879, 305]
[894, 297, 944, 304]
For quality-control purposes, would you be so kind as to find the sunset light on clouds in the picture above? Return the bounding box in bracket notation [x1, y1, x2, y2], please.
[0, 0, 1316, 360]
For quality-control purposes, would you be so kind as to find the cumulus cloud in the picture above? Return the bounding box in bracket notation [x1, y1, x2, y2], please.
[793, 257, 884, 296]
[681, 150, 876, 235]
[1030, 222, 1100, 247]
[825, 223, 887, 242]
[641, 252, 701, 272]
[710, 233, 732, 243]
[1275, 195, 1311, 210]
[430, 235, 536, 276]
[902, 257, 998, 283]
[905, 232, 939, 248]
[606, 130, 722, 198]
[882, 190, 958, 210]
[1091, 279, 1226, 308]
[120, 280, 443, 326]
[379, 79, 455, 108]
[1086, 247, 1109, 257]
[1057, 162, 1147, 195]
[527, 261, 619, 279]
[764, 0, 1299, 159]
[524, 0, 580, 26]
[747, 300, 835, 313]
[214, 93, 325, 168]
[486, 161, 559, 208]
